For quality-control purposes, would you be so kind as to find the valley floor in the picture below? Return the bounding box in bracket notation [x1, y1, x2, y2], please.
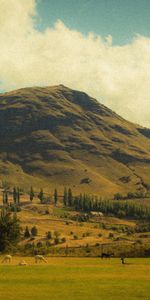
[0, 258, 149, 300]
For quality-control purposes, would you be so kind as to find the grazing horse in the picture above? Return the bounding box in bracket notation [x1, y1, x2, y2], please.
[2, 255, 12, 263]
[35, 255, 47, 264]
[101, 252, 114, 259]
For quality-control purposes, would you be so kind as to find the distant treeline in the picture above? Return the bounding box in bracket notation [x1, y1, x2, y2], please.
[1, 185, 150, 220]
[63, 190, 150, 220]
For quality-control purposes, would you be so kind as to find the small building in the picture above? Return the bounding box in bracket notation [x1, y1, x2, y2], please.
[90, 211, 103, 217]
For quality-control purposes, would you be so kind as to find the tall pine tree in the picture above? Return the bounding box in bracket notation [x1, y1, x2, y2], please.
[13, 187, 17, 204]
[63, 187, 68, 206]
[5, 191, 8, 205]
[29, 186, 34, 202]
[2, 191, 8, 205]
[38, 188, 44, 203]
[17, 188, 20, 204]
[54, 188, 58, 206]
[68, 188, 73, 207]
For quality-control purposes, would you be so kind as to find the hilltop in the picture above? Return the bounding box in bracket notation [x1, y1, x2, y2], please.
[0, 84, 150, 196]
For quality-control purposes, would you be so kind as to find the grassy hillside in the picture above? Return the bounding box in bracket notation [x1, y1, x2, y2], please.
[1, 85, 150, 196]
[1, 193, 149, 257]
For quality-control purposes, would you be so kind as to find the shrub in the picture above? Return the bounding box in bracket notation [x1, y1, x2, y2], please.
[85, 245, 91, 253]
[37, 242, 43, 248]
[10, 205, 21, 212]
[85, 231, 91, 237]
[100, 223, 106, 229]
[25, 243, 33, 249]
[98, 233, 102, 237]
[45, 208, 50, 215]
[24, 226, 30, 239]
[136, 239, 143, 244]
[54, 237, 61, 245]
[94, 225, 98, 228]
[95, 243, 100, 246]
[109, 232, 114, 238]
[31, 226, 38, 236]
[46, 231, 52, 239]
[83, 232, 91, 237]
[70, 231, 74, 235]
[61, 237, 66, 243]
[114, 193, 123, 200]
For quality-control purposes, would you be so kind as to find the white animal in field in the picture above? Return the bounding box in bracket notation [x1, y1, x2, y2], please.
[2, 255, 12, 263]
[18, 260, 28, 266]
[35, 255, 47, 263]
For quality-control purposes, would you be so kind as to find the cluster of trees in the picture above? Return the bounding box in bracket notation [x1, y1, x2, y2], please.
[2, 187, 21, 205]
[2, 186, 59, 206]
[63, 192, 150, 220]
[24, 226, 38, 238]
[2, 186, 73, 207]
[2, 184, 150, 221]
[28, 187, 57, 204]
[46, 230, 66, 245]
[24, 230, 66, 253]
[63, 188, 73, 206]
[31, 187, 58, 205]
[28, 186, 72, 205]
[37, 187, 72, 206]
[114, 191, 147, 200]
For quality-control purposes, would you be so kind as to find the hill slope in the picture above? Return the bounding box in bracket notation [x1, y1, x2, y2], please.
[0, 84, 150, 196]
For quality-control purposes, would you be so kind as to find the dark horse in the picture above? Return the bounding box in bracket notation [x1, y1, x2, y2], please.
[101, 252, 114, 259]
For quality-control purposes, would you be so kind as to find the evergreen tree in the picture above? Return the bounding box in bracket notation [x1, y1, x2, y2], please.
[31, 226, 38, 236]
[63, 187, 68, 206]
[24, 226, 30, 238]
[2, 191, 8, 205]
[79, 193, 83, 210]
[68, 188, 73, 206]
[38, 188, 44, 203]
[54, 188, 58, 205]
[83, 194, 87, 211]
[2, 191, 5, 205]
[5, 191, 8, 205]
[46, 231, 52, 239]
[13, 187, 17, 204]
[29, 186, 34, 202]
[74, 196, 79, 210]
[17, 188, 20, 204]
[0, 208, 21, 251]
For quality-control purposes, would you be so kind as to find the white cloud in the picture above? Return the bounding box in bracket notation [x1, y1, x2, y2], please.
[0, 0, 150, 127]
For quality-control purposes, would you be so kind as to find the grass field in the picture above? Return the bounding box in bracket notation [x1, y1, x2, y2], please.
[0, 258, 150, 300]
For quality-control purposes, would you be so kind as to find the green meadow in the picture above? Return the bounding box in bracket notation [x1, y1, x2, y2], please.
[0, 258, 150, 300]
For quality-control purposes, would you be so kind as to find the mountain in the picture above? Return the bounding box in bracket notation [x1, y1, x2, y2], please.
[0, 84, 150, 196]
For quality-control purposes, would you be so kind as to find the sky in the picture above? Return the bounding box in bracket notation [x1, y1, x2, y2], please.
[37, 0, 150, 45]
[0, 0, 150, 127]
